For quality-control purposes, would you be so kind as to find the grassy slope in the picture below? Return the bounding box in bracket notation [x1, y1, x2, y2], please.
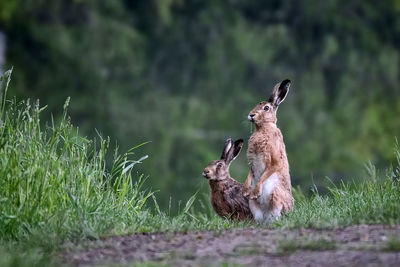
[1, 69, 400, 265]
[277, 176, 400, 228]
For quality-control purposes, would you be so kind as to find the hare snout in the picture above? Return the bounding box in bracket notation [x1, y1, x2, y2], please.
[202, 169, 210, 179]
[248, 114, 255, 122]
[203, 167, 219, 179]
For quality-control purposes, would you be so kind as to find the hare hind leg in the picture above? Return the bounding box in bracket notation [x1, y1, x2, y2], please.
[249, 199, 264, 222]
[266, 184, 292, 221]
[250, 198, 280, 224]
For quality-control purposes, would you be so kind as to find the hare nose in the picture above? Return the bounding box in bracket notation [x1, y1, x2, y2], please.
[202, 169, 210, 177]
[249, 114, 255, 118]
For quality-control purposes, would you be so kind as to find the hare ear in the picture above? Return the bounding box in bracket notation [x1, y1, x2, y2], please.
[269, 79, 290, 107]
[221, 138, 233, 161]
[225, 139, 244, 164]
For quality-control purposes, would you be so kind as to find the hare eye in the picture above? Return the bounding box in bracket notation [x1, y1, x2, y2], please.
[264, 105, 270, 111]
[217, 163, 223, 169]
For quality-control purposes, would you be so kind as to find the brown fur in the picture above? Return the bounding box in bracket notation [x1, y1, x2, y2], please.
[244, 80, 294, 221]
[208, 177, 252, 220]
[203, 139, 253, 221]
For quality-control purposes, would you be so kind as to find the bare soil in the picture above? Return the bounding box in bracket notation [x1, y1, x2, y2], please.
[61, 225, 400, 266]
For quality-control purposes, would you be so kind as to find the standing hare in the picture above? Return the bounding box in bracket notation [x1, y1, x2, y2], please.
[243, 79, 294, 222]
[202, 138, 253, 221]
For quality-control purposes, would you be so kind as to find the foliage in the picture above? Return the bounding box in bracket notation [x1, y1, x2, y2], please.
[0, 69, 152, 242]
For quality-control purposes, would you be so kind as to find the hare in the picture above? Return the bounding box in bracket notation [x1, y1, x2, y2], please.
[202, 138, 253, 221]
[243, 79, 294, 222]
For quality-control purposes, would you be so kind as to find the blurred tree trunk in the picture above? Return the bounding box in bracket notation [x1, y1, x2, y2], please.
[0, 31, 5, 74]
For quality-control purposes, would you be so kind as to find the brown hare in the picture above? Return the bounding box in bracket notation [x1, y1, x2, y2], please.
[243, 79, 294, 222]
[202, 138, 253, 221]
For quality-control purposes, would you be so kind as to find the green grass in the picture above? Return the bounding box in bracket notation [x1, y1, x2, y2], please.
[0, 69, 154, 242]
[384, 238, 400, 251]
[274, 139, 400, 228]
[2, 69, 400, 266]
[278, 238, 336, 253]
[274, 173, 400, 229]
[231, 244, 264, 256]
[0, 70, 155, 264]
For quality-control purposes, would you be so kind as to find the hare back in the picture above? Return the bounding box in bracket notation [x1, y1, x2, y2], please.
[209, 178, 252, 220]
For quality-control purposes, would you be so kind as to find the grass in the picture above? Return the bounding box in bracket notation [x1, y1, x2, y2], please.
[0, 69, 154, 243]
[384, 238, 400, 251]
[278, 238, 336, 253]
[274, 139, 400, 228]
[231, 244, 264, 256]
[1, 68, 400, 266]
[274, 172, 400, 229]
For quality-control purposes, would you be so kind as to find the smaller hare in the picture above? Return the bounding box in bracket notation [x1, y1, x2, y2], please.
[202, 138, 252, 221]
[244, 79, 294, 223]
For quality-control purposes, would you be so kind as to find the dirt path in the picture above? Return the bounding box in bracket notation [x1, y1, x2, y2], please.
[61, 225, 400, 266]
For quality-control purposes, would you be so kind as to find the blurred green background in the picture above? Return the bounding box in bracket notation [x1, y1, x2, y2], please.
[1, 0, 399, 211]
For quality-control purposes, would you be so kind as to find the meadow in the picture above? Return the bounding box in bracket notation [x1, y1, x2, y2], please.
[1, 69, 400, 266]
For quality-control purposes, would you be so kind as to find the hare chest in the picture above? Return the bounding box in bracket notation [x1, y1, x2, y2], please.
[248, 153, 265, 186]
[248, 151, 278, 201]
[248, 152, 277, 199]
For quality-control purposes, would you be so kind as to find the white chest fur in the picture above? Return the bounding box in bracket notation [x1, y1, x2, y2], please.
[260, 173, 278, 203]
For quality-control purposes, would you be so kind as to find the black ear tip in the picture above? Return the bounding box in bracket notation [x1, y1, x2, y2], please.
[235, 138, 244, 145]
[278, 79, 291, 91]
[234, 139, 244, 151]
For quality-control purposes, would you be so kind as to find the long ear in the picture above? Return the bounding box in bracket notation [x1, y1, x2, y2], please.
[225, 139, 244, 164]
[268, 79, 291, 107]
[220, 138, 233, 160]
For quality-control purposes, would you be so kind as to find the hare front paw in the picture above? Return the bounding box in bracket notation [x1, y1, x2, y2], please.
[243, 186, 251, 197]
[250, 186, 262, 200]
